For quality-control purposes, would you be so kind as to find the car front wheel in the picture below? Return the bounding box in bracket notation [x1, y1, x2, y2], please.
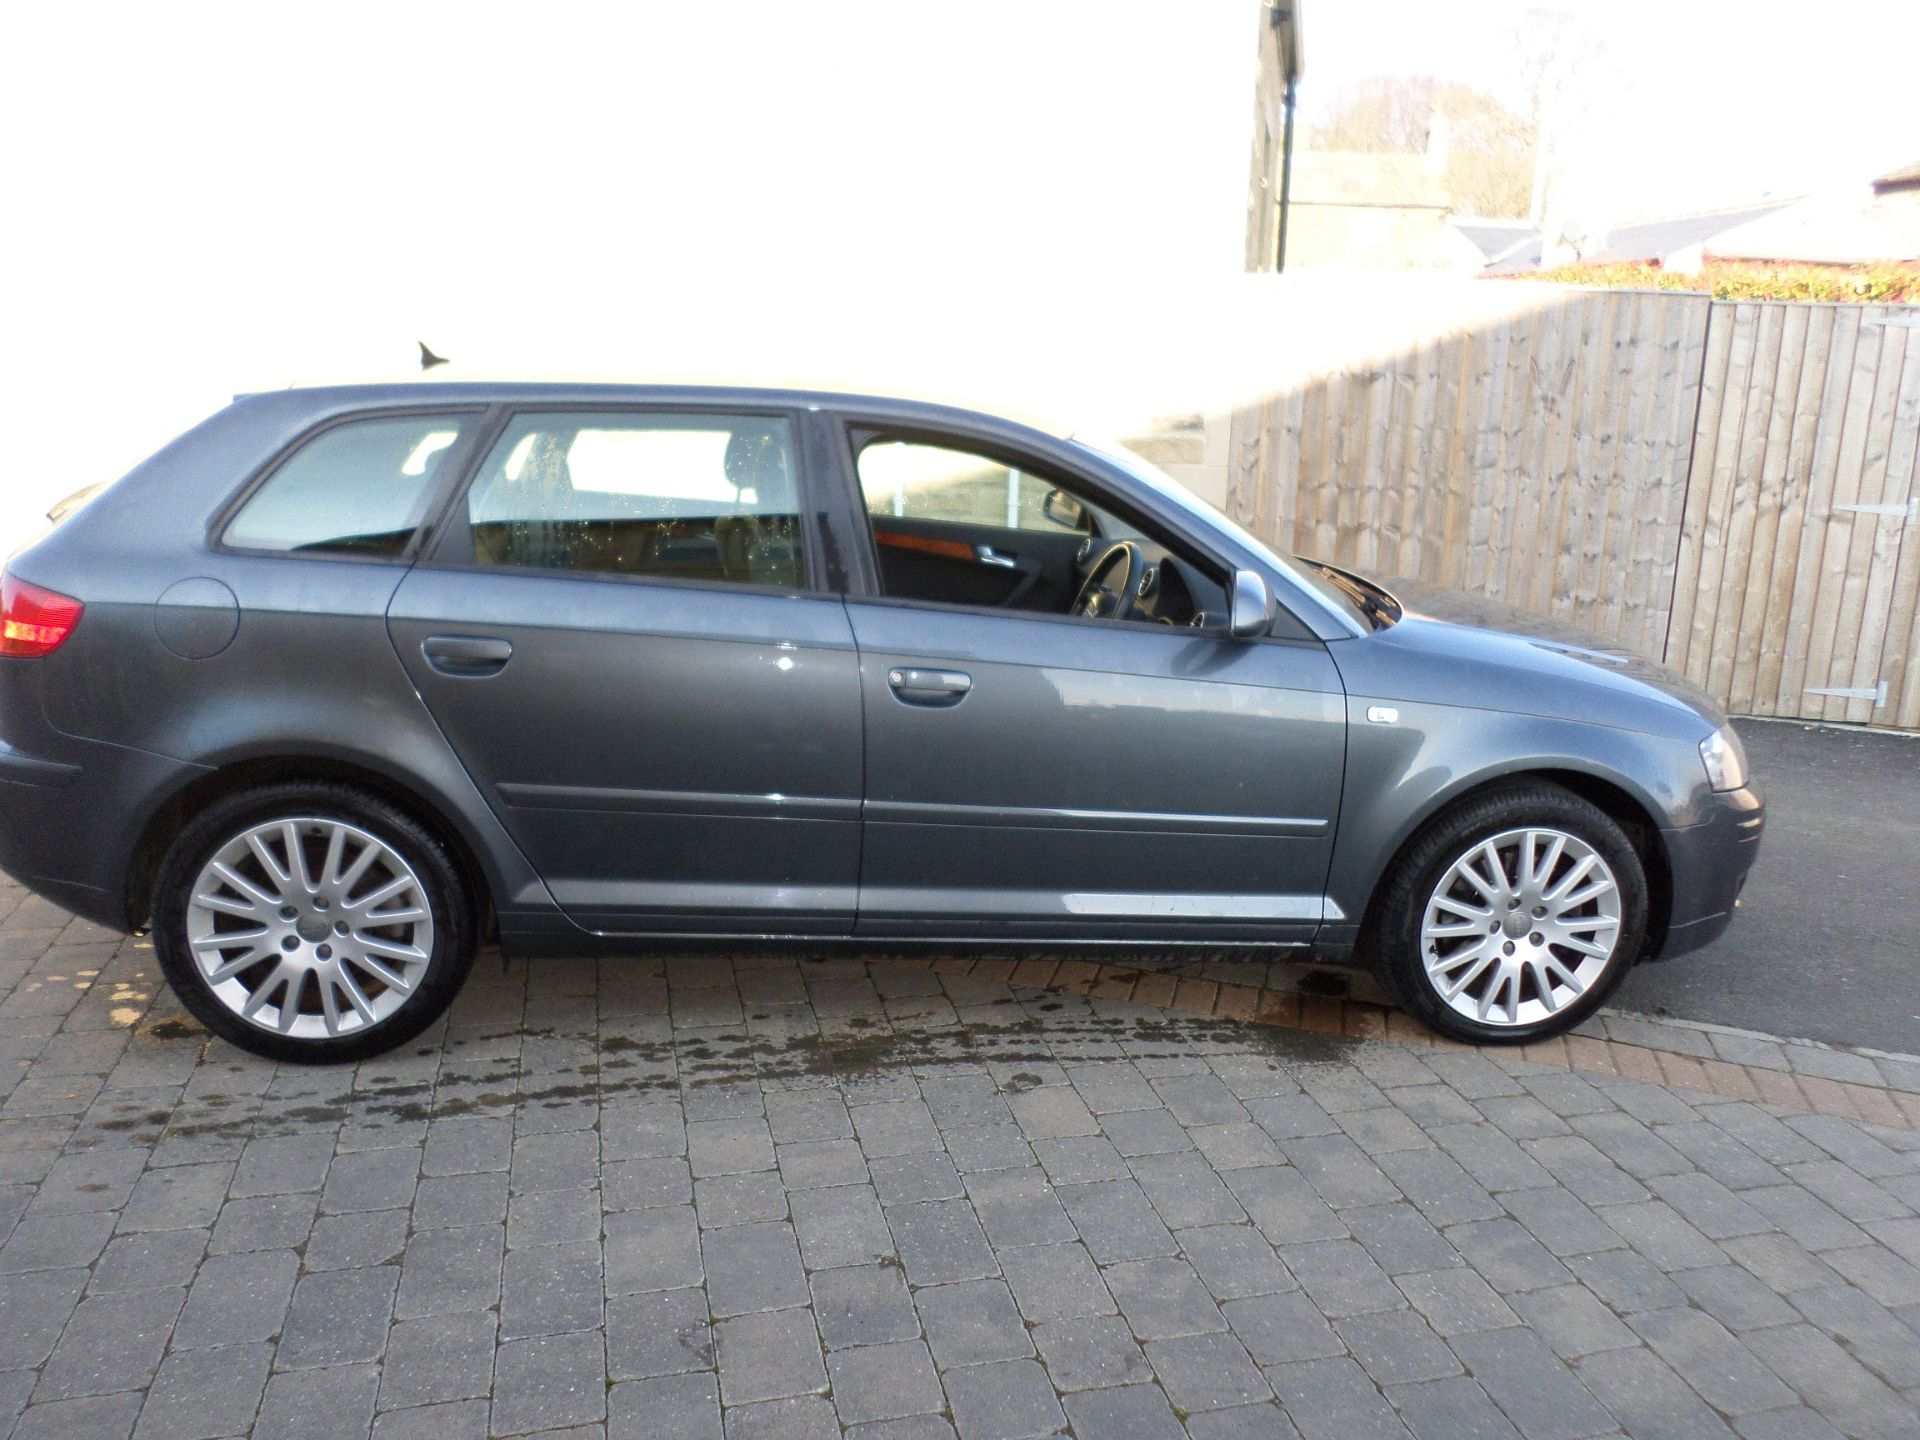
[152, 783, 476, 1063]
[1367, 783, 1648, 1044]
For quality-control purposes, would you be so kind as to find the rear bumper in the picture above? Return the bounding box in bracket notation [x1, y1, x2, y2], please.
[1652, 783, 1764, 960]
[0, 733, 204, 934]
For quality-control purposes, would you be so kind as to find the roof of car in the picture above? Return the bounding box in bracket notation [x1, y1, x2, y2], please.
[238, 379, 1078, 441]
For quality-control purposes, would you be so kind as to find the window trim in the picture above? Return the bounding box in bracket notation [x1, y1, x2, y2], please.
[209, 406, 490, 565]
[414, 402, 834, 598]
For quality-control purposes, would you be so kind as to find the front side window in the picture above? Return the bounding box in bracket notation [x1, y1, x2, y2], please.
[464, 413, 804, 588]
[859, 439, 1090, 534]
[225, 414, 468, 557]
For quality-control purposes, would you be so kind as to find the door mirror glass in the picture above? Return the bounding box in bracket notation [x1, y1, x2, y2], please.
[1228, 569, 1275, 640]
[1041, 487, 1090, 532]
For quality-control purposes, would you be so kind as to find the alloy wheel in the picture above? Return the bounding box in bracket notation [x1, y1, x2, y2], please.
[1419, 826, 1622, 1028]
[186, 817, 434, 1040]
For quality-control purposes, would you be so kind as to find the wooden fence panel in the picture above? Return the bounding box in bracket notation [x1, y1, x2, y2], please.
[1223, 291, 1920, 729]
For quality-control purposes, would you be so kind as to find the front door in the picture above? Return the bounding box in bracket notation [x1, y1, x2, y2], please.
[836, 429, 1349, 942]
[388, 407, 863, 935]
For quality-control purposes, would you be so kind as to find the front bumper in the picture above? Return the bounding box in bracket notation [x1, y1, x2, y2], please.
[1652, 783, 1764, 959]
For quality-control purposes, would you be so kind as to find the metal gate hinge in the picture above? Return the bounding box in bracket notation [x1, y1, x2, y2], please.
[1833, 498, 1918, 524]
[1805, 681, 1889, 705]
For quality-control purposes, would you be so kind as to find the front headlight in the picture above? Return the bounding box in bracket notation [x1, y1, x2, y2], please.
[1699, 726, 1748, 792]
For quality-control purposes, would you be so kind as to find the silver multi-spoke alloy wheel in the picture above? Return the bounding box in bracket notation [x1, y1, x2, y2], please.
[1419, 826, 1622, 1028]
[186, 817, 435, 1040]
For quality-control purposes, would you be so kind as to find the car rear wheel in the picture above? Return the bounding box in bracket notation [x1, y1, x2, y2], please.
[153, 783, 476, 1063]
[1367, 782, 1648, 1044]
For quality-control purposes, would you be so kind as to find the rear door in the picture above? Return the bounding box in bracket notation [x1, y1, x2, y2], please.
[387, 405, 863, 935]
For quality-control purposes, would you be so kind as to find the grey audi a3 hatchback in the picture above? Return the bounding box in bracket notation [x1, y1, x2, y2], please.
[0, 383, 1763, 1061]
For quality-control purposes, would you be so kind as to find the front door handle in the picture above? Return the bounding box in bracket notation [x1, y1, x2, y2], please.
[974, 544, 1018, 570]
[422, 634, 514, 677]
[887, 666, 972, 706]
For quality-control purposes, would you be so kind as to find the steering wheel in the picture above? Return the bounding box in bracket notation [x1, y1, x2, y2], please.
[1071, 541, 1141, 622]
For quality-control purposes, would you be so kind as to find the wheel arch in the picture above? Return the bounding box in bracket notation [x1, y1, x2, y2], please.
[1351, 764, 1673, 963]
[127, 752, 499, 938]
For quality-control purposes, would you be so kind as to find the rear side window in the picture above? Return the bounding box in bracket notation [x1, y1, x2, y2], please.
[225, 415, 468, 557]
[463, 412, 805, 588]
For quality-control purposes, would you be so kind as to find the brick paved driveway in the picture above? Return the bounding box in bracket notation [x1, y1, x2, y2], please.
[3, 880, 1919, 1440]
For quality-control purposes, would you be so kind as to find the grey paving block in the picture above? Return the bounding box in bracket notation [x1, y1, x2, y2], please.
[702, 1220, 810, 1315]
[853, 1098, 944, 1156]
[208, 1191, 320, 1254]
[941, 1357, 1067, 1440]
[1445, 1217, 1573, 1293]
[173, 1247, 298, 1347]
[1628, 1306, 1798, 1415]
[369, 1400, 490, 1440]
[603, 1156, 692, 1211]
[1336, 1308, 1464, 1385]
[610, 1372, 721, 1440]
[134, 1341, 273, 1440]
[811, 1262, 919, 1349]
[254, 1363, 382, 1440]
[1145, 1330, 1271, 1413]
[1177, 1222, 1296, 1300]
[230, 1133, 336, 1196]
[25, 1150, 147, 1214]
[1264, 1356, 1407, 1440]
[501, 1238, 603, 1338]
[777, 1138, 868, 1191]
[1672, 1261, 1801, 1331]
[379, 1311, 497, 1409]
[871, 1152, 966, 1206]
[828, 1340, 944, 1426]
[1374, 1147, 1503, 1227]
[965, 1165, 1076, 1247]
[1791, 1283, 1920, 1387]
[1221, 1290, 1344, 1365]
[504, 1183, 596, 1246]
[1387, 1375, 1521, 1440]
[889, 1197, 999, 1285]
[421, 1115, 514, 1175]
[491, 1329, 608, 1434]
[604, 1204, 702, 1295]
[1128, 1150, 1247, 1230]
[1059, 1382, 1185, 1439]
[15, 1393, 144, 1440]
[1565, 1247, 1688, 1313]
[393, 1223, 503, 1319]
[1575, 1345, 1738, 1440]
[1099, 1107, 1197, 1157]
[510, 1129, 601, 1192]
[319, 1148, 418, 1215]
[606, 1284, 712, 1379]
[1281, 1237, 1405, 1317]
[278, 1265, 399, 1369]
[713, 1307, 826, 1406]
[789, 1183, 893, 1269]
[918, 1277, 1034, 1367]
[37, 1284, 184, 1400]
[1002, 1240, 1115, 1323]
[0, 1210, 116, 1272]
[1221, 1166, 1348, 1246]
[1182, 1402, 1303, 1439]
[1344, 1202, 1460, 1277]
[1510, 1282, 1639, 1359]
[1741, 1323, 1920, 1439]
[1103, 1256, 1228, 1339]
[1032, 1313, 1153, 1392]
[1397, 1267, 1519, 1335]
[1449, 1328, 1616, 1440]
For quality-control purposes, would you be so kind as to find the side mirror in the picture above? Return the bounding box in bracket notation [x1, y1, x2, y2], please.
[1041, 487, 1090, 532]
[1228, 569, 1275, 640]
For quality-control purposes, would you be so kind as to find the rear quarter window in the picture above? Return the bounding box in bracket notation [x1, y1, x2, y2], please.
[223, 414, 469, 557]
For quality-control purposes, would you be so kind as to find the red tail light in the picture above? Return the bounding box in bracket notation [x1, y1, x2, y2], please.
[0, 572, 83, 658]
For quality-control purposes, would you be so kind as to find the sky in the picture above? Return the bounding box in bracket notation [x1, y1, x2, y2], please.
[1, 0, 1914, 542]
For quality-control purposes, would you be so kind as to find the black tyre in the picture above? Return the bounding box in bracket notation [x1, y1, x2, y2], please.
[1364, 782, 1647, 1045]
[152, 782, 477, 1063]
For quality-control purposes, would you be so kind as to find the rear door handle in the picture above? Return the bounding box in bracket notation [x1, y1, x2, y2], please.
[886, 666, 972, 706]
[422, 634, 514, 676]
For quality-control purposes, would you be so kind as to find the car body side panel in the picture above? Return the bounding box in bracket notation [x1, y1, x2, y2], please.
[21, 547, 558, 928]
[387, 568, 864, 935]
